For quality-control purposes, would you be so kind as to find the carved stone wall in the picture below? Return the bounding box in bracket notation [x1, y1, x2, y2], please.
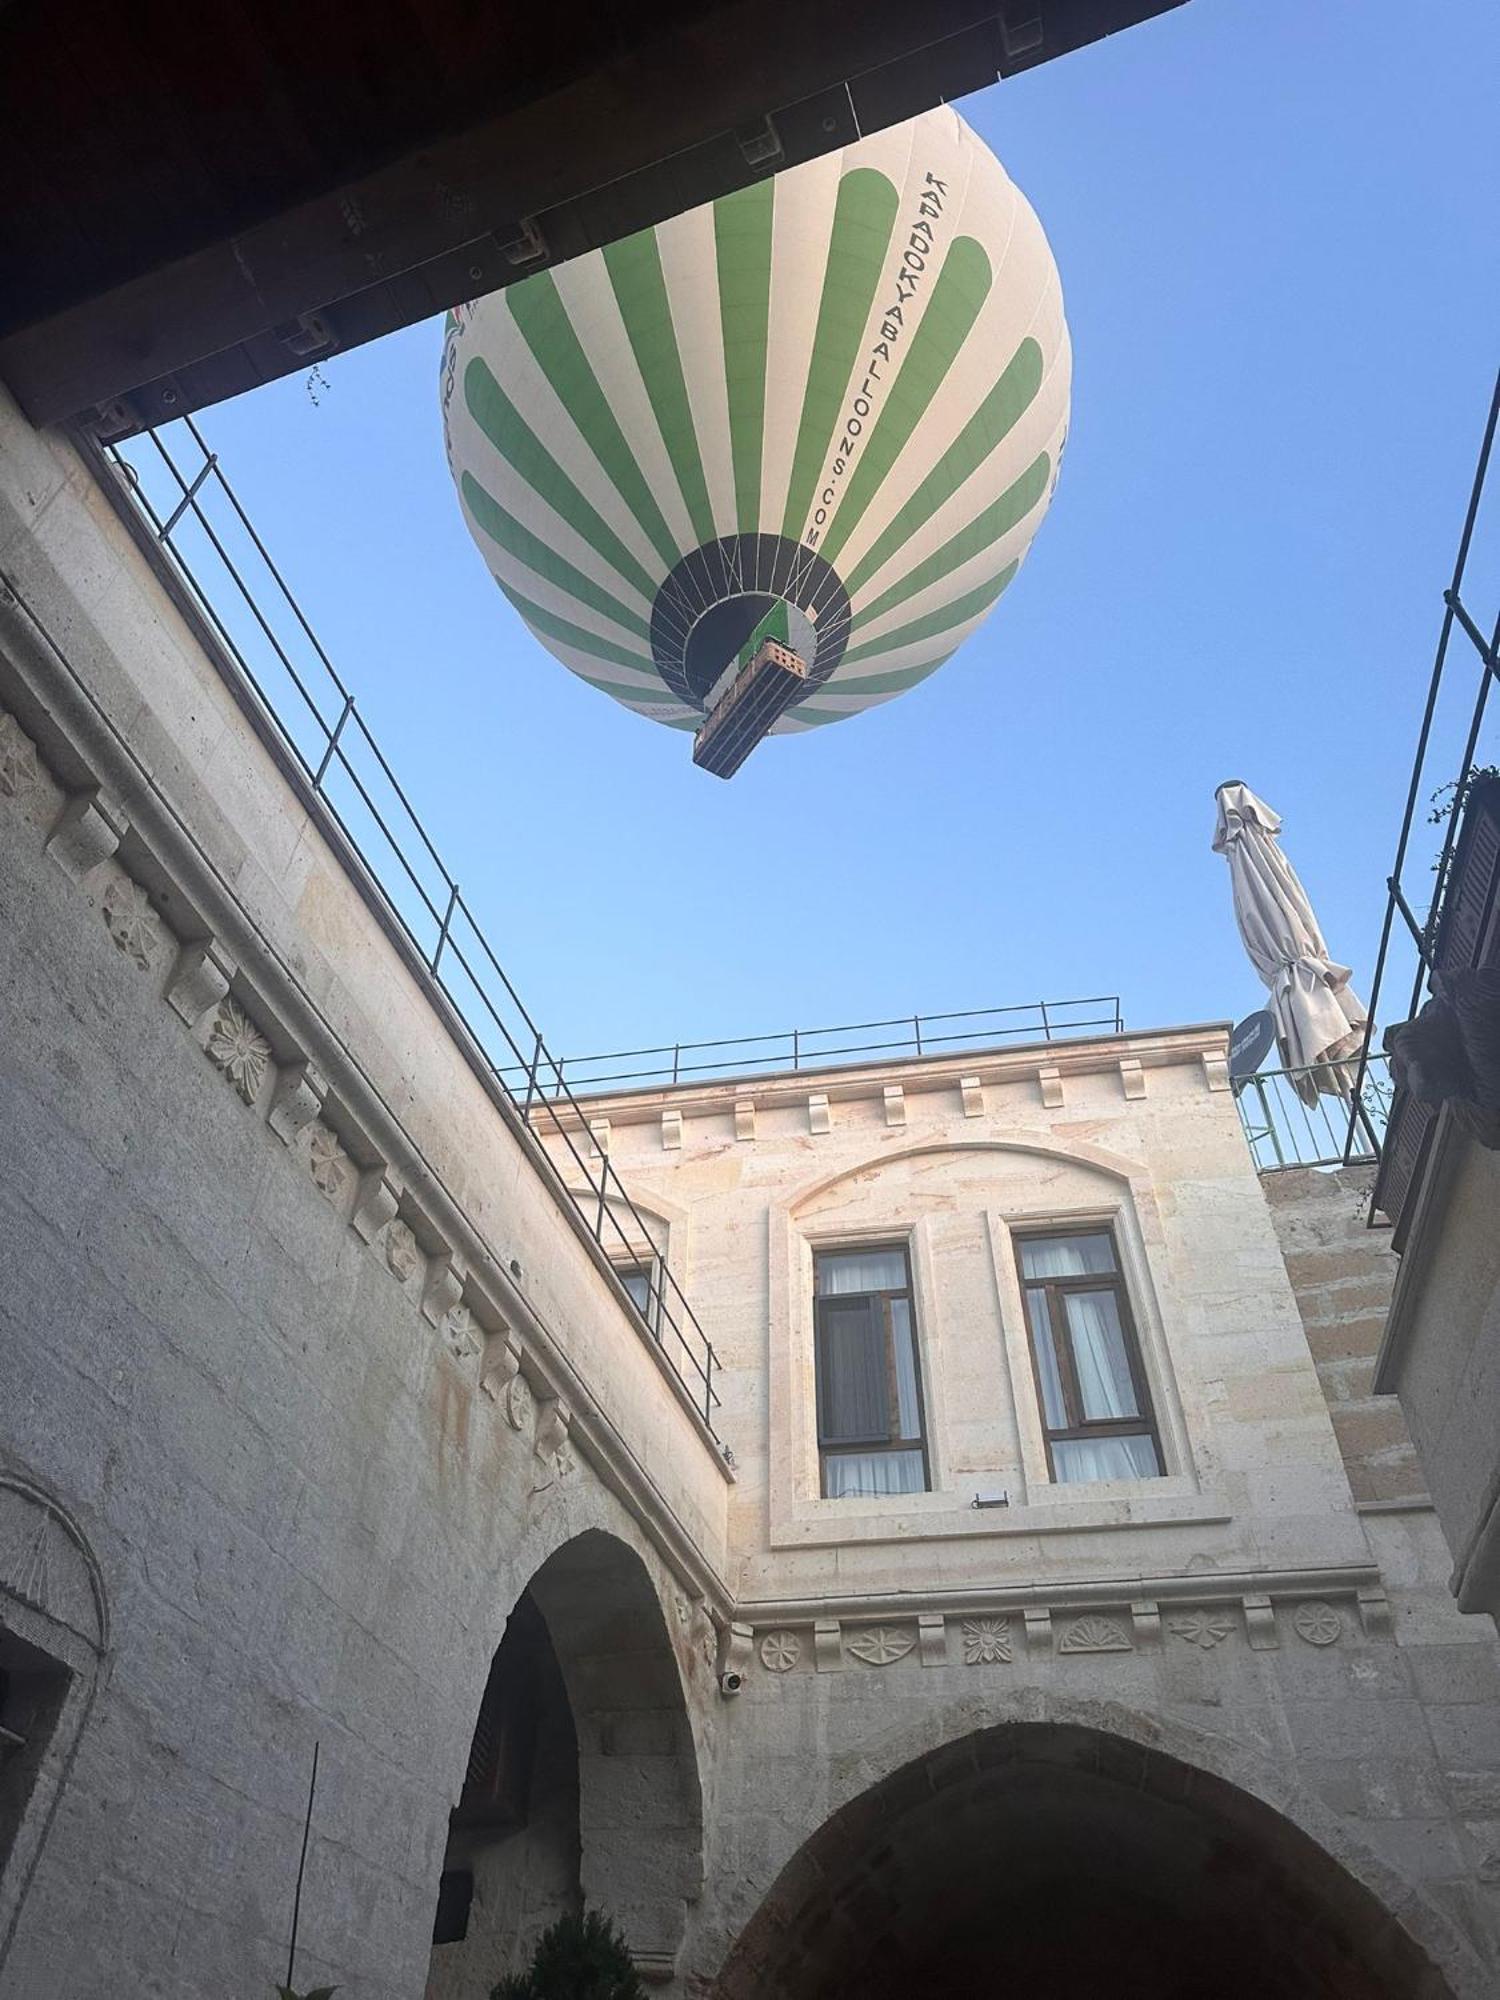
[0, 388, 722, 1997]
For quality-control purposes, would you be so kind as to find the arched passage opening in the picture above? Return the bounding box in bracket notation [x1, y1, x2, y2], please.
[715, 1721, 1462, 2000]
[426, 1530, 703, 1998]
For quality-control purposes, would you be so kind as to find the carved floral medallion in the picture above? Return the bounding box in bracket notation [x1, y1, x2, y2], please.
[1058, 1615, 1132, 1655]
[504, 1373, 535, 1435]
[100, 875, 162, 971]
[961, 1616, 1012, 1664]
[846, 1625, 915, 1667]
[1292, 1601, 1342, 1647]
[1167, 1611, 1233, 1651]
[759, 1630, 801, 1673]
[308, 1123, 351, 1202]
[444, 1304, 482, 1362]
[0, 712, 39, 799]
[207, 998, 271, 1104]
[384, 1218, 420, 1283]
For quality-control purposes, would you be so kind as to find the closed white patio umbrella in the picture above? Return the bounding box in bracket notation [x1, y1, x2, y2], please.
[1212, 781, 1368, 1104]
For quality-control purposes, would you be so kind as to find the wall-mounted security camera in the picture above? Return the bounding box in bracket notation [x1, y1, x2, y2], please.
[718, 1669, 744, 1697]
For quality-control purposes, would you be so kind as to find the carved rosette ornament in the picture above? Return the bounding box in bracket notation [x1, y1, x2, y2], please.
[307, 1123, 352, 1202]
[207, 998, 271, 1104]
[384, 1218, 420, 1283]
[961, 1617, 1012, 1664]
[100, 875, 162, 971]
[1058, 1615, 1132, 1655]
[1167, 1611, 1233, 1651]
[846, 1625, 915, 1667]
[1292, 1601, 1342, 1647]
[443, 1304, 482, 1363]
[504, 1372, 535, 1436]
[0, 711, 40, 799]
[759, 1630, 801, 1673]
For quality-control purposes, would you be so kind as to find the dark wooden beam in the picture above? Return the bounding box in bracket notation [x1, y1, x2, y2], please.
[0, 0, 1184, 433]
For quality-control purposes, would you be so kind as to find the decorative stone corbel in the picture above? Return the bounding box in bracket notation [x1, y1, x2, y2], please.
[1202, 1051, 1231, 1093]
[1037, 1066, 1064, 1109]
[814, 1618, 844, 1672]
[267, 1058, 329, 1146]
[734, 1099, 756, 1141]
[1242, 1594, 1279, 1650]
[1356, 1586, 1394, 1640]
[422, 1249, 466, 1328]
[718, 1622, 754, 1686]
[589, 1118, 610, 1157]
[1130, 1599, 1162, 1648]
[480, 1330, 523, 1404]
[1023, 1607, 1053, 1655]
[661, 1109, 683, 1151]
[165, 936, 237, 1028]
[883, 1083, 906, 1129]
[45, 786, 127, 883]
[807, 1092, 831, 1135]
[1118, 1057, 1147, 1100]
[918, 1613, 948, 1666]
[959, 1075, 984, 1118]
[351, 1164, 402, 1244]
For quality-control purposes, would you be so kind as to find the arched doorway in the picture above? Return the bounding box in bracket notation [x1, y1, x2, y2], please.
[715, 1721, 1462, 1999]
[427, 1530, 703, 1997]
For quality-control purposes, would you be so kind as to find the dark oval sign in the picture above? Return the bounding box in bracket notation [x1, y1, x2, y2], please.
[1229, 1009, 1277, 1082]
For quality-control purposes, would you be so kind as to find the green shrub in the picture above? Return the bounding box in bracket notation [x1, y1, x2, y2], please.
[491, 1911, 646, 2000]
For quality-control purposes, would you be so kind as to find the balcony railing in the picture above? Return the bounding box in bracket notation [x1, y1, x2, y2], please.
[1346, 363, 1500, 1209]
[1237, 1055, 1392, 1175]
[517, 996, 1126, 1095]
[95, 417, 724, 1442]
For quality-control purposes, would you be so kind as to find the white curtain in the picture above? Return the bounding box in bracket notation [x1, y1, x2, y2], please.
[889, 1297, 920, 1438]
[818, 1247, 907, 1294]
[1052, 1436, 1160, 1483]
[825, 1448, 926, 1498]
[1063, 1292, 1139, 1420]
[1019, 1234, 1114, 1280]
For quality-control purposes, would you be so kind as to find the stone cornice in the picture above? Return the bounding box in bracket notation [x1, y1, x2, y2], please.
[533, 1023, 1234, 1133]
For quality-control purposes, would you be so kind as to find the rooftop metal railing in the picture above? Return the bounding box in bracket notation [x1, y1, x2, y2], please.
[521, 996, 1127, 1094]
[100, 416, 724, 1441]
[1345, 364, 1500, 1191]
[1237, 1055, 1392, 1175]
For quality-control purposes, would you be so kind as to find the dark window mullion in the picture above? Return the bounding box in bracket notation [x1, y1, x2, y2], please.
[1046, 1277, 1090, 1431]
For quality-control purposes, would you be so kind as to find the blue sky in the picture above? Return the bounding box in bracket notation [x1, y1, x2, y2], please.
[140, 0, 1500, 1068]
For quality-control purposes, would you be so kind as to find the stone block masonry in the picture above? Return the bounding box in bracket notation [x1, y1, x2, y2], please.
[1262, 1166, 1424, 1505]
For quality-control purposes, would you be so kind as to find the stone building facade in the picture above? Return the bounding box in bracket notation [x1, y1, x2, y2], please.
[3, 386, 1500, 1997]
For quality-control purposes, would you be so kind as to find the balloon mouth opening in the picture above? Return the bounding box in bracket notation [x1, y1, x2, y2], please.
[647, 533, 852, 711]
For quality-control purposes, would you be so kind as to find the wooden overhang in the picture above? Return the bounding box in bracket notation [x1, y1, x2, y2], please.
[0, 0, 1185, 437]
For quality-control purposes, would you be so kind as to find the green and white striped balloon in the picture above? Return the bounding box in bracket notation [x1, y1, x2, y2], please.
[440, 106, 1069, 742]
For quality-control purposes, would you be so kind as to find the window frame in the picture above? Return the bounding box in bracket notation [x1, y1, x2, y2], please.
[615, 1257, 661, 1335]
[812, 1239, 930, 1498]
[1013, 1224, 1164, 1483]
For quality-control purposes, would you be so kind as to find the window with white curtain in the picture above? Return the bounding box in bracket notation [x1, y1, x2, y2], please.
[1016, 1228, 1163, 1484]
[813, 1244, 929, 1498]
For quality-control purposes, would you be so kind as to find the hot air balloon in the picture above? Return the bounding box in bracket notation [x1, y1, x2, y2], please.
[440, 106, 1070, 776]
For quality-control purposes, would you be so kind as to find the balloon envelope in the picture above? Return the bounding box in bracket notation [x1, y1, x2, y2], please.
[441, 106, 1070, 745]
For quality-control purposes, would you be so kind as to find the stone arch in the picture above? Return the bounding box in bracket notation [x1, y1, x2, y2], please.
[783, 1134, 1148, 1220]
[529, 1530, 705, 1978]
[0, 1473, 110, 1967]
[427, 1524, 706, 1996]
[712, 1693, 1488, 1999]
